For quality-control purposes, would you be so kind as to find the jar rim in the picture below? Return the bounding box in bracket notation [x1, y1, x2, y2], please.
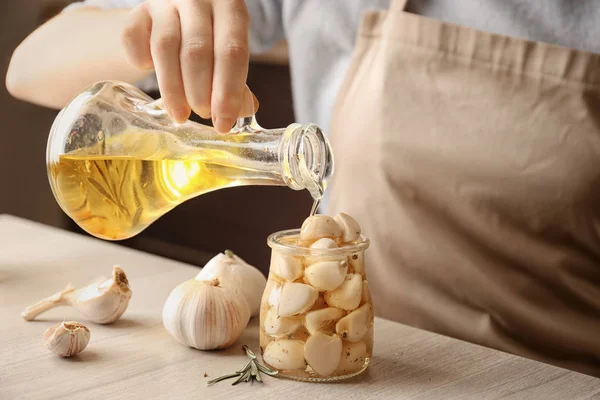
[267, 229, 370, 256]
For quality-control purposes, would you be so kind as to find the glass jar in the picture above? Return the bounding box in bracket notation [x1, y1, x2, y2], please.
[260, 229, 373, 382]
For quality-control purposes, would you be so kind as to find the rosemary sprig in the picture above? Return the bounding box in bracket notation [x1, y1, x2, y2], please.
[206, 345, 279, 387]
[206, 372, 240, 386]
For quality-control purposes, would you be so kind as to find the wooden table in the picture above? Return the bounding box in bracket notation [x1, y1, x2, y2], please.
[1, 214, 598, 399]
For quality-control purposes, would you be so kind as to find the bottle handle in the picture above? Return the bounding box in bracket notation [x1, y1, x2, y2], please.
[232, 85, 262, 133]
[232, 115, 262, 133]
[144, 85, 262, 133]
[144, 98, 168, 115]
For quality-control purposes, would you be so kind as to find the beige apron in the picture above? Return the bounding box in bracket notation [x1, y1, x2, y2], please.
[328, 0, 600, 376]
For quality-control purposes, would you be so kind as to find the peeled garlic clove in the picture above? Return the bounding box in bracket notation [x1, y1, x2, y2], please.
[263, 339, 306, 370]
[43, 321, 90, 357]
[264, 307, 302, 337]
[162, 277, 250, 350]
[349, 252, 365, 276]
[337, 340, 368, 374]
[335, 303, 372, 342]
[278, 282, 318, 317]
[300, 215, 343, 243]
[196, 251, 266, 317]
[268, 283, 283, 308]
[334, 213, 361, 243]
[324, 274, 363, 311]
[261, 278, 280, 316]
[21, 266, 132, 324]
[304, 332, 342, 376]
[310, 238, 338, 249]
[305, 240, 345, 266]
[304, 260, 348, 291]
[271, 252, 303, 282]
[305, 307, 346, 335]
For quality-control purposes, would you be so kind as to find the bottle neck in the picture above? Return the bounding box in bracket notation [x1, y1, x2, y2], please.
[228, 114, 334, 199]
[278, 123, 334, 200]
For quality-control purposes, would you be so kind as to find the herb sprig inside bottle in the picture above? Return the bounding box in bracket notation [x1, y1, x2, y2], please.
[207, 346, 278, 386]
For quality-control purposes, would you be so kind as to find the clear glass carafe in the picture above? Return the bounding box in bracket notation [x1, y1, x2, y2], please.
[260, 229, 373, 382]
[46, 81, 333, 240]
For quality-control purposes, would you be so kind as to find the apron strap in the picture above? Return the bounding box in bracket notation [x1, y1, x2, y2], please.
[391, 0, 408, 11]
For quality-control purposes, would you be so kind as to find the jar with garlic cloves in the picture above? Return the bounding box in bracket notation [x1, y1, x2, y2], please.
[260, 214, 373, 382]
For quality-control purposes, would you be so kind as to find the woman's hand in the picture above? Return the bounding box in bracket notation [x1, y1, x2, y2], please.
[122, 0, 252, 132]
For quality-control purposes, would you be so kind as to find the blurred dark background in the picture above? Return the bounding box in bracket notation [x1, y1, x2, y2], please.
[0, 0, 311, 274]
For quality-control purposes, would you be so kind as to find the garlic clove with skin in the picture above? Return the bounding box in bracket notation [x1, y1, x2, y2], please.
[162, 277, 250, 350]
[22, 266, 132, 324]
[196, 250, 266, 317]
[69, 266, 132, 324]
[43, 321, 90, 357]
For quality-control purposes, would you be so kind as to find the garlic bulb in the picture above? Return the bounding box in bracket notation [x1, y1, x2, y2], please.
[162, 276, 250, 350]
[196, 250, 266, 317]
[43, 321, 90, 357]
[22, 266, 131, 324]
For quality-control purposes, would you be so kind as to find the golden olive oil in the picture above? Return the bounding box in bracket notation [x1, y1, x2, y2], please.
[50, 132, 282, 240]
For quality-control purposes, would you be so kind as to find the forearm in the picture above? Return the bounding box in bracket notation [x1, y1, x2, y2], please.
[6, 8, 152, 109]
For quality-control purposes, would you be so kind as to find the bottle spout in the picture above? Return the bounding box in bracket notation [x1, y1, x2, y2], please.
[280, 123, 334, 200]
